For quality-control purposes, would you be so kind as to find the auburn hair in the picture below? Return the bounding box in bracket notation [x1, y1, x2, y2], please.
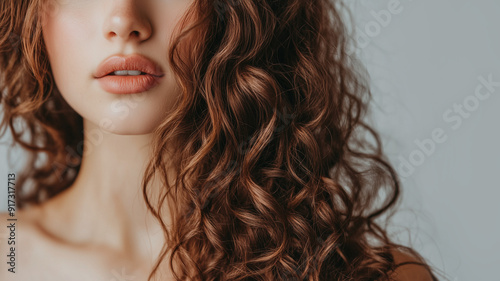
[0, 0, 441, 280]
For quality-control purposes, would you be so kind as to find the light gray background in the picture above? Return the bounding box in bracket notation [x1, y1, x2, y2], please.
[1, 0, 499, 280]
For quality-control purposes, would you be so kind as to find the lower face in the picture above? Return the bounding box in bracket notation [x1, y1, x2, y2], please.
[41, 0, 194, 135]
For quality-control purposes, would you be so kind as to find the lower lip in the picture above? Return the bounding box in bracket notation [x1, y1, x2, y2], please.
[96, 74, 163, 94]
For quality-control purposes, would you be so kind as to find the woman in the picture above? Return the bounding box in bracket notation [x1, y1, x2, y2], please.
[0, 0, 441, 280]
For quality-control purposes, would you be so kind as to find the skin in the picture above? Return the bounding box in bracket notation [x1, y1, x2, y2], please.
[0, 0, 193, 280]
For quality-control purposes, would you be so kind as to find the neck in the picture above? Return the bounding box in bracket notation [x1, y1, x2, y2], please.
[39, 119, 172, 262]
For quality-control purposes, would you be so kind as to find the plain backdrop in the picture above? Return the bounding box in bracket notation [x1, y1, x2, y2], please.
[1, 0, 499, 280]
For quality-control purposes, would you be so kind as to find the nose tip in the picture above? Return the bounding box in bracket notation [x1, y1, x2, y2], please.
[104, 4, 152, 43]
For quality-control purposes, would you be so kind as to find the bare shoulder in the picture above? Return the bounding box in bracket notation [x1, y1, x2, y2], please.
[0, 207, 43, 279]
[0, 211, 19, 278]
[388, 248, 435, 281]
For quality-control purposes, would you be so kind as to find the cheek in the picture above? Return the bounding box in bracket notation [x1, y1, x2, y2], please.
[43, 17, 105, 133]
[43, 12, 94, 88]
[42, 10, 97, 127]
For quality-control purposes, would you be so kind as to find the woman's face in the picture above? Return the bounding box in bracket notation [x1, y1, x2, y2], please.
[41, 0, 194, 135]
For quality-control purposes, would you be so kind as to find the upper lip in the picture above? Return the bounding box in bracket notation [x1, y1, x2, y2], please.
[94, 54, 165, 78]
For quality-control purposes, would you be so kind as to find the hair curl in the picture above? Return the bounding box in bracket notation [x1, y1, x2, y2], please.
[0, 0, 441, 280]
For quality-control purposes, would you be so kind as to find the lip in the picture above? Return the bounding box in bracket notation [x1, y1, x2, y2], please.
[94, 54, 165, 95]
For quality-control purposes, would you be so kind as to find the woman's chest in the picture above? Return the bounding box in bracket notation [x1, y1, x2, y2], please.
[15, 235, 153, 281]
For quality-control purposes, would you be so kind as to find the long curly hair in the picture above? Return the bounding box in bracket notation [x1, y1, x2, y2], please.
[0, 0, 441, 280]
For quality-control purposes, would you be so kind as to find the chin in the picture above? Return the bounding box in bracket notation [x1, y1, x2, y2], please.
[100, 126, 156, 136]
[85, 114, 163, 136]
